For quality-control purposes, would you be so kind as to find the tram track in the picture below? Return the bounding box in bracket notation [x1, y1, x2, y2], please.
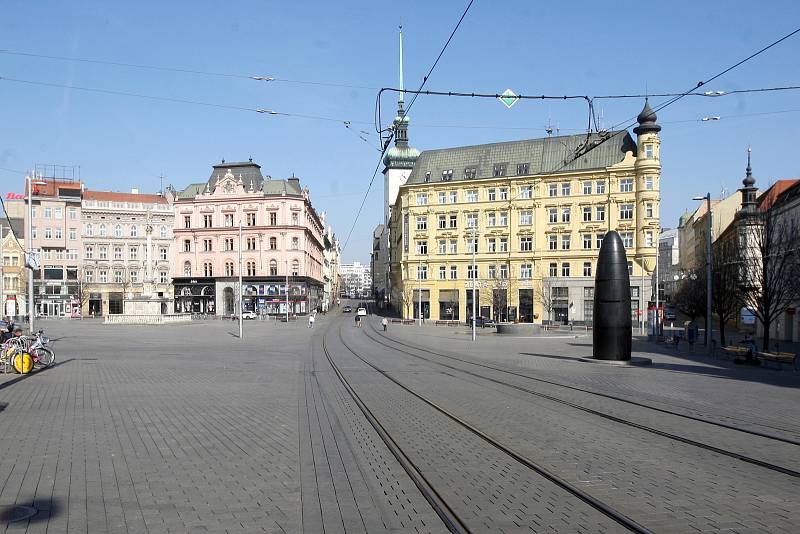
[362, 321, 800, 478]
[323, 321, 654, 534]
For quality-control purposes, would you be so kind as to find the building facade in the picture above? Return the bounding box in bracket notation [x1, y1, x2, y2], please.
[340, 261, 372, 299]
[657, 228, 680, 303]
[322, 223, 341, 311]
[24, 178, 83, 317]
[389, 102, 661, 324]
[80, 190, 174, 316]
[170, 160, 325, 316]
[2, 218, 27, 318]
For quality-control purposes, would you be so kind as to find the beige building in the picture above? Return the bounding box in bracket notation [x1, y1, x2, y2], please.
[2, 218, 27, 318]
[389, 102, 662, 324]
[678, 190, 746, 273]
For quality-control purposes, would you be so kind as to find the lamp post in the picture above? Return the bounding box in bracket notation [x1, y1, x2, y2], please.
[238, 215, 243, 339]
[470, 226, 477, 342]
[26, 173, 47, 333]
[693, 193, 713, 356]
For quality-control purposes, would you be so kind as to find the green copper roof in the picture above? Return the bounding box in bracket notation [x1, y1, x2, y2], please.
[405, 131, 636, 185]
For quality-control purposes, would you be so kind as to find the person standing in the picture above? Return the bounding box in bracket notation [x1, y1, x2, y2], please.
[308, 314, 315, 329]
[381, 317, 388, 332]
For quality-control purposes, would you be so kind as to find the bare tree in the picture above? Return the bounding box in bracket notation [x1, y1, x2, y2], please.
[739, 208, 800, 351]
[672, 272, 706, 322]
[711, 242, 742, 348]
[536, 278, 555, 321]
[401, 283, 415, 319]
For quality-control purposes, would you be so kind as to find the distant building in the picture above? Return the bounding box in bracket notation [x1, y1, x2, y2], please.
[169, 160, 325, 316]
[371, 224, 387, 306]
[1, 214, 27, 318]
[657, 228, 680, 303]
[321, 221, 340, 311]
[340, 261, 372, 299]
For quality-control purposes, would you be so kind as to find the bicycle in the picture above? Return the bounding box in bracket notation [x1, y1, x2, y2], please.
[28, 330, 55, 369]
[1, 338, 34, 374]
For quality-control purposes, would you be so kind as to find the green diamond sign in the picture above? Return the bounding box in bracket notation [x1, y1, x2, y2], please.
[499, 88, 519, 109]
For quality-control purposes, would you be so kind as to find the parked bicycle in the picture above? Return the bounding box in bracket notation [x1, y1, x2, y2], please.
[0, 329, 55, 373]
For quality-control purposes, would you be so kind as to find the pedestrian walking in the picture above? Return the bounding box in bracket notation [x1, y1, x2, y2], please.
[308, 314, 315, 329]
[381, 317, 388, 332]
[355, 314, 361, 328]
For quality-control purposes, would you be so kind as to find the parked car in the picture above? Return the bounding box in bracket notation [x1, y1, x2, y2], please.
[473, 316, 495, 328]
[343, 305, 353, 313]
[357, 307, 368, 317]
[242, 311, 257, 320]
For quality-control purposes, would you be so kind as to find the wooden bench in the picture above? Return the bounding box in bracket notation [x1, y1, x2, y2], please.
[390, 319, 403, 324]
[401, 319, 415, 325]
[756, 351, 797, 370]
[721, 346, 749, 360]
[434, 320, 459, 326]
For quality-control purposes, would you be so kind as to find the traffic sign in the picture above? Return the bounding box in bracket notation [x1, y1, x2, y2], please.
[499, 89, 519, 109]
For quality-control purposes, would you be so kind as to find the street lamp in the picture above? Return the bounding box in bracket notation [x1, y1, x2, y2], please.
[470, 226, 477, 342]
[26, 173, 47, 333]
[693, 192, 713, 357]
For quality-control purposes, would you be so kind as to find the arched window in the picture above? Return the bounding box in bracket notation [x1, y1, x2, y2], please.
[269, 259, 278, 276]
[246, 261, 256, 277]
[160, 225, 167, 238]
[181, 287, 192, 296]
[85, 223, 93, 236]
[269, 237, 277, 250]
[225, 261, 234, 277]
[114, 224, 122, 237]
[183, 261, 191, 276]
[291, 259, 299, 276]
[203, 262, 213, 277]
[130, 225, 138, 237]
[99, 223, 107, 237]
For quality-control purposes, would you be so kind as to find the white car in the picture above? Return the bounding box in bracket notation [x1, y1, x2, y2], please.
[242, 311, 257, 320]
[356, 307, 367, 316]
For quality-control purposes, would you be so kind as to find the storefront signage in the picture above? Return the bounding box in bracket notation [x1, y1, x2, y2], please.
[6, 192, 24, 200]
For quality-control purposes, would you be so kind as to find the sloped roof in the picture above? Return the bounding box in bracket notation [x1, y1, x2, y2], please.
[207, 161, 264, 191]
[405, 131, 637, 185]
[758, 179, 799, 210]
[84, 190, 167, 203]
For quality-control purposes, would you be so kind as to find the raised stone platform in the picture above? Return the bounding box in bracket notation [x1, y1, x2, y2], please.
[578, 356, 653, 366]
[496, 323, 543, 335]
[104, 314, 192, 325]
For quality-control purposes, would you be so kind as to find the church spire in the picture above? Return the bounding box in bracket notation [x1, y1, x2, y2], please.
[398, 25, 404, 106]
[382, 25, 419, 170]
[740, 146, 758, 214]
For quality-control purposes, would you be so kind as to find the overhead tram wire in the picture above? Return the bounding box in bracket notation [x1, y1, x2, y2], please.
[342, 0, 476, 254]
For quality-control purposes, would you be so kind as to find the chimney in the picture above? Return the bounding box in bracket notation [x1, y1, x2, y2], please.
[131, 188, 139, 194]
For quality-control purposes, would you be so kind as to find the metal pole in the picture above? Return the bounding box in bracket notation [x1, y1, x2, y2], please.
[655, 233, 660, 337]
[417, 259, 421, 326]
[705, 193, 713, 355]
[641, 259, 645, 335]
[27, 175, 35, 334]
[471, 228, 476, 341]
[238, 216, 243, 339]
[1, 222, 4, 319]
[286, 260, 289, 324]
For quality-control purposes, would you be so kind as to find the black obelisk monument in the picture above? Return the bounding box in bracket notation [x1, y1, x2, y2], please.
[592, 231, 632, 361]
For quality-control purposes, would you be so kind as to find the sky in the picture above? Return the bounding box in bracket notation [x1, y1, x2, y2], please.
[1, 0, 799, 263]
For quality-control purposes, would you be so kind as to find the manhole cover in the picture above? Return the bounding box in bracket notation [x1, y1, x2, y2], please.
[0, 505, 37, 523]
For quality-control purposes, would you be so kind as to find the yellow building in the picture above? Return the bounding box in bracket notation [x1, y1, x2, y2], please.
[389, 102, 661, 324]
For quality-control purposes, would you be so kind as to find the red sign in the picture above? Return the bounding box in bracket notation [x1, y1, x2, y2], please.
[6, 193, 24, 200]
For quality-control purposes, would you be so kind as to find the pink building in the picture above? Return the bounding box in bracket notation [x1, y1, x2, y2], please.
[168, 160, 325, 316]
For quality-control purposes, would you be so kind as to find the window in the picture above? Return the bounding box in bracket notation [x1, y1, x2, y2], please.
[439, 265, 447, 280]
[54, 227, 62, 239]
[291, 237, 299, 250]
[517, 163, 530, 175]
[66, 249, 78, 260]
[130, 270, 140, 283]
[269, 212, 278, 226]
[159, 247, 167, 261]
[448, 215, 457, 229]
[548, 208, 558, 223]
[225, 261, 234, 276]
[54, 207, 62, 219]
[111, 224, 121, 237]
[492, 163, 506, 177]
[448, 240, 457, 254]
[499, 264, 508, 279]
[130, 225, 138, 237]
[628, 262, 635, 276]
[44, 227, 52, 239]
[97, 223, 106, 237]
[184, 239, 191, 252]
[466, 238, 478, 253]
[203, 214, 213, 228]
[129, 246, 138, 260]
[292, 260, 300, 276]
[499, 238, 508, 252]
[183, 261, 191, 276]
[548, 235, 557, 250]
[99, 246, 108, 260]
[520, 236, 533, 252]
[596, 180, 606, 194]
[645, 144, 654, 159]
[583, 181, 592, 195]
[68, 207, 77, 220]
[596, 206, 606, 221]
[621, 232, 634, 248]
[270, 237, 277, 250]
[596, 233, 605, 249]
[85, 246, 94, 259]
[520, 263, 532, 279]
[488, 264, 497, 279]
[488, 188, 497, 201]
[114, 246, 123, 260]
[499, 211, 508, 226]
[31, 207, 38, 218]
[31, 227, 37, 239]
[246, 261, 256, 276]
[85, 270, 94, 283]
[449, 191, 457, 203]
[646, 203, 654, 218]
[450, 265, 457, 279]
[292, 213, 299, 225]
[114, 270, 123, 284]
[224, 214, 234, 227]
[438, 239, 447, 254]
[583, 262, 592, 277]
[645, 175, 654, 190]
[160, 226, 167, 238]
[416, 216, 427, 230]
[488, 212, 497, 227]
[438, 191, 446, 204]
[424, 171, 431, 183]
[519, 185, 532, 199]
[417, 265, 427, 280]
[44, 207, 52, 219]
[583, 234, 592, 249]
[620, 204, 634, 220]
[645, 231, 654, 247]
[184, 215, 191, 229]
[416, 240, 428, 255]
[466, 189, 478, 202]
[159, 271, 168, 284]
[561, 183, 571, 196]
[466, 213, 478, 228]
[99, 270, 108, 283]
[416, 193, 428, 205]
[270, 260, 278, 276]
[581, 206, 591, 222]
[562, 262, 571, 277]
[561, 234, 571, 250]
[246, 213, 256, 226]
[620, 178, 634, 192]
[464, 167, 477, 180]
[549, 262, 558, 277]
[487, 238, 496, 253]
[467, 265, 477, 279]
[561, 208, 570, 223]
[203, 239, 213, 252]
[519, 210, 532, 225]
[549, 183, 558, 197]
[499, 188, 509, 201]
[441, 169, 453, 181]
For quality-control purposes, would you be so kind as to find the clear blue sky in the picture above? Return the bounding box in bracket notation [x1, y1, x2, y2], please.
[1, 1, 799, 263]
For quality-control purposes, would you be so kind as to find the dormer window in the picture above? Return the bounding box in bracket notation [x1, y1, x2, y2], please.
[493, 163, 507, 177]
[516, 163, 529, 175]
[424, 171, 431, 182]
[464, 167, 477, 179]
[441, 169, 453, 181]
